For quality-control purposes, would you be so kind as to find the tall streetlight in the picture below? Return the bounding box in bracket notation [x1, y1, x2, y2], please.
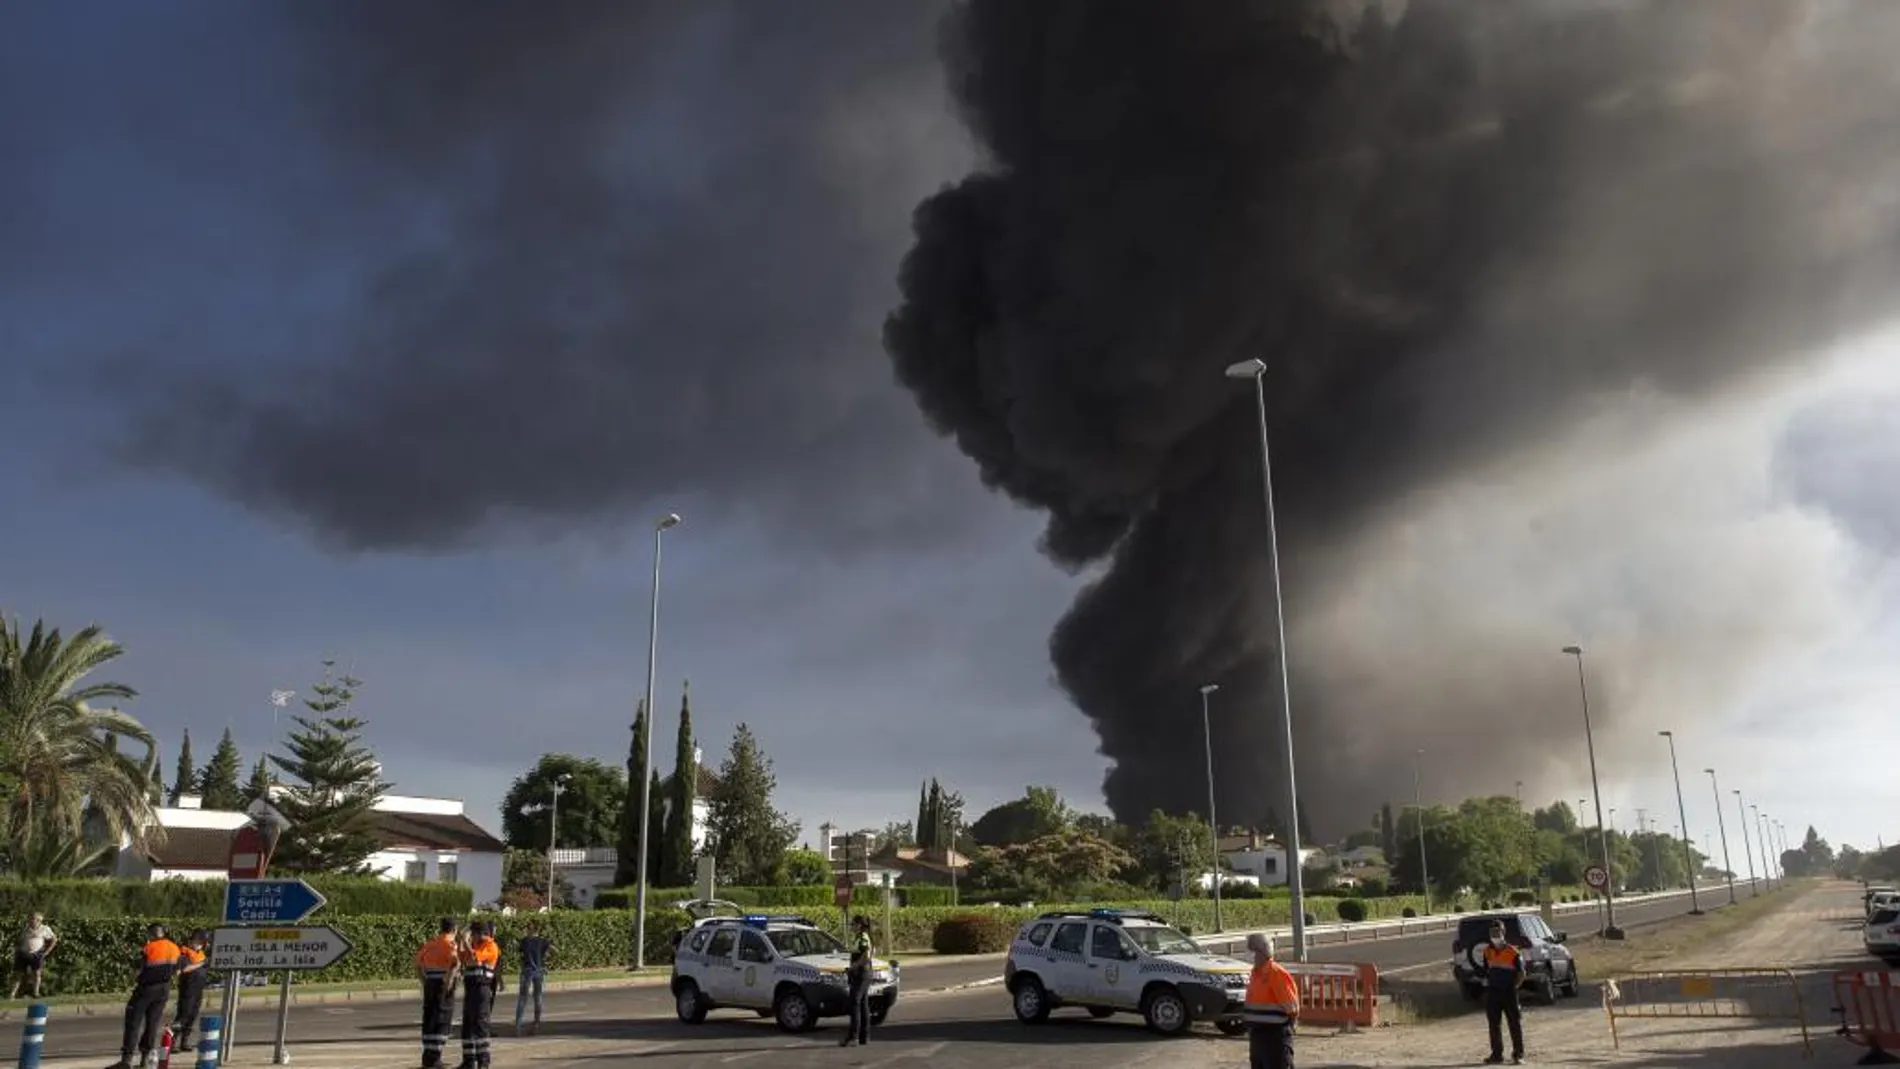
[1658, 731, 1700, 913]
[1198, 682, 1224, 932]
[1704, 769, 1736, 904]
[1561, 646, 1621, 937]
[1754, 807, 1772, 888]
[547, 775, 569, 909]
[632, 512, 683, 971]
[1733, 789, 1758, 896]
[1225, 358, 1308, 961]
[1414, 749, 1432, 915]
[1515, 780, 1523, 806]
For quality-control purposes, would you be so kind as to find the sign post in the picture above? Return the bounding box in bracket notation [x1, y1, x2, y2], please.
[1584, 865, 1611, 936]
[219, 878, 346, 1065]
[221, 802, 290, 1059]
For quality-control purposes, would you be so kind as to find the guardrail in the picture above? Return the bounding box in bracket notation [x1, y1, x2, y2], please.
[1604, 967, 1813, 1058]
[1193, 886, 1712, 956]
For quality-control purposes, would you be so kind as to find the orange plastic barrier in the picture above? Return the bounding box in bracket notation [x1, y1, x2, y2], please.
[1284, 962, 1379, 1029]
[1834, 970, 1900, 1065]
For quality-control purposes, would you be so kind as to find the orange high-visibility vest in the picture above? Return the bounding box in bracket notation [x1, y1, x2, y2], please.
[1243, 959, 1300, 1024]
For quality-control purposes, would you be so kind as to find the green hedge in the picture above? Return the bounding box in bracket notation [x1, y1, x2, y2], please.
[7, 907, 691, 997]
[931, 913, 1016, 954]
[0, 877, 473, 919]
[598, 885, 898, 910]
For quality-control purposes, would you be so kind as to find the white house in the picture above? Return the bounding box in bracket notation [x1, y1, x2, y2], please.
[117, 793, 507, 905]
[1217, 829, 1324, 887]
[552, 752, 716, 908]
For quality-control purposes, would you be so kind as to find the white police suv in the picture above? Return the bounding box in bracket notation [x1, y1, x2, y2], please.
[670, 914, 900, 1033]
[1003, 908, 1253, 1036]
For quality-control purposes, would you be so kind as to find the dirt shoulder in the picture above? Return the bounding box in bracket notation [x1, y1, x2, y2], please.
[1191, 878, 1863, 1067]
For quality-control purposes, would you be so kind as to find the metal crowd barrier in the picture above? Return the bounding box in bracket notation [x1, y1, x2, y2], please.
[1602, 967, 1813, 1057]
[1833, 970, 1900, 1065]
[1284, 962, 1380, 1029]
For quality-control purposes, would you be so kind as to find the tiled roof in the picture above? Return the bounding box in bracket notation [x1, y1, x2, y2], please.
[370, 811, 506, 853]
[144, 827, 233, 871]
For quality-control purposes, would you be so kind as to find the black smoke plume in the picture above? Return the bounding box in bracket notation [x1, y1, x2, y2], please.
[885, 0, 1900, 829]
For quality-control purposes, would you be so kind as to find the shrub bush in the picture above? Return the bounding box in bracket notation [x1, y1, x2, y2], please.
[901, 885, 956, 908]
[1401, 906, 1418, 918]
[1508, 889, 1537, 905]
[1335, 898, 1368, 923]
[931, 913, 1017, 954]
[0, 877, 472, 919]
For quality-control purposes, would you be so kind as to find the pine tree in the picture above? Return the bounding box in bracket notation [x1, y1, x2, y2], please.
[613, 700, 649, 887]
[706, 723, 799, 884]
[268, 662, 389, 873]
[245, 757, 273, 803]
[200, 728, 245, 811]
[662, 682, 696, 886]
[169, 730, 196, 805]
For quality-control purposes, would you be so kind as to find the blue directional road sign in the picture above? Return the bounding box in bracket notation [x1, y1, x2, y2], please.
[225, 879, 327, 924]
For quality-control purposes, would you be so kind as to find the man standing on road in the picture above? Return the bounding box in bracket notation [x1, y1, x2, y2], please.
[416, 918, 460, 1069]
[1480, 919, 1526, 1065]
[107, 923, 181, 1069]
[839, 915, 874, 1047]
[9, 912, 56, 1000]
[514, 919, 553, 1036]
[172, 930, 210, 1052]
[457, 919, 501, 1069]
[1242, 933, 1299, 1069]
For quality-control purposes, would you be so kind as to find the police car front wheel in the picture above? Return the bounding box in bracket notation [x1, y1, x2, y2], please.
[673, 982, 708, 1024]
[773, 988, 816, 1033]
[1141, 987, 1192, 1036]
[1011, 978, 1051, 1024]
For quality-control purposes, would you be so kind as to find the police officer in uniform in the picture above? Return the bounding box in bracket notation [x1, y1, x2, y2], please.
[416, 918, 460, 1068]
[107, 922, 181, 1069]
[839, 916, 874, 1047]
[1480, 920, 1525, 1065]
[1241, 932, 1300, 1069]
[172, 930, 210, 1052]
[457, 920, 501, 1069]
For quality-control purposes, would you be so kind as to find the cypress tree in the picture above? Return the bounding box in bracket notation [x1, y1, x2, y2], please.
[268, 663, 389, 873]
[663, 682, 696, 886]
[925, 779, 944, 850]
[916, 782, 930, 848]
[648, 769, 666, 882]
[169, 730, 196, 805]
[613, 700, 648, 887]
[200, 728, 245, 811]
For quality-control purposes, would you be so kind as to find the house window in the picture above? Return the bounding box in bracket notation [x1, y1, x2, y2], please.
[403, 861, 425, 883]
[1263, 857, 1278, 875]
[439, 860, 459, 884]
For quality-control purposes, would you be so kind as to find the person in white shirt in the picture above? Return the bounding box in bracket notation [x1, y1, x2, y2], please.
[10, 913, 57, 999]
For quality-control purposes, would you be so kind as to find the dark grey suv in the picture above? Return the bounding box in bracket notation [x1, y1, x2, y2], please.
[1449, 911, 1580, 1004]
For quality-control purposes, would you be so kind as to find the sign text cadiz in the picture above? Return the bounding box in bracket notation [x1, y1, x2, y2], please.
[211, 925, 354, 971]
[224, 878, 327, 924]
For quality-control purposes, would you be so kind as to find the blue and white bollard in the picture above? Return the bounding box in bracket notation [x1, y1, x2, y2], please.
[18, 1002, 48, 1069]
[194, 1014, 222, 1069]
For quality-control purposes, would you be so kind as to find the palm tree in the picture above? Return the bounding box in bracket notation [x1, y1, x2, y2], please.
[0, 616, 162, 870]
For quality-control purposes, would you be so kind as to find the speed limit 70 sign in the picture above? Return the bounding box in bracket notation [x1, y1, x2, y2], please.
[1584, 865, 1610, 891]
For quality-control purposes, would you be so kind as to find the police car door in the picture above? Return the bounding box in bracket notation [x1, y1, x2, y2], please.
[735, 930, 776, 1009]
[1044, 921, 1090, 1001]
[1087, 923, 1140, 1009]
[701, 926, 741, 1003]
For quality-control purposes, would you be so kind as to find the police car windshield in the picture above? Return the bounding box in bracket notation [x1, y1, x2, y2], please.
[766, 928, 846, 957]
[1123, 925, 1200, 956]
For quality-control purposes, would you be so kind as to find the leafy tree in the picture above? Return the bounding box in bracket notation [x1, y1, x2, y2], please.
[501, 754, 626, 852]
[613, 700, 650, 887]
[168, 729, 196, 806]
[1836, 844, 1865, 880]
[706, 723, 799, 884]
[245, 756, 273, 804]
[970, 786, 1071, 846]
[1127, 810, 1216, 892]
[877, 821, 916, 851]
[1341, 827, 1382, 851]
[199, 728, 245, 811]
[1074, 813, 1120, 840]
[661, 682, 698, 886]
[0, 617, 159, 866]
[780, 847, 831, 885]
[268, 662, 389, 874]
[1531, 801, 1578, 834]
[500, 847, 575, 910]
[993, 829, 1134, 899]
[1801, 826, 1834, 872]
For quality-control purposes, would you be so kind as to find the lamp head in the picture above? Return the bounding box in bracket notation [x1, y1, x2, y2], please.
[1561, 645, 1583, 656]
[1703, 768, 1715, 775]
[658, 513, 682, 530]
[1199, 683, 1219, 696]
[1658, 729, 1672, 737]
[1223, 358, 1266, 379]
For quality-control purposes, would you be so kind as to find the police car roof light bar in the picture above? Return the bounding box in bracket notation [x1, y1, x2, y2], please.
[741, 914, 816, 929]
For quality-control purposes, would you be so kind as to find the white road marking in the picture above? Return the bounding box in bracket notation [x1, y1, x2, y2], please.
[860, 1039, 948, 1066]
[719, 1049, 778, 1062]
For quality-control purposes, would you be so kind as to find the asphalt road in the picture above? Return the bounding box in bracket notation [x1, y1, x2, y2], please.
[2, 890, 1714, 1065]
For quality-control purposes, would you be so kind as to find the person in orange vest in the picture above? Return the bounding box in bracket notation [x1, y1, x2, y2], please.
[171, 930, 211, 1052]
[1241, 932, 1299, 1069]
[106, 923, 181, 1069]
[416, 918, 461, 1069]
[1480, 920, 1525, 1065]
[457, 919, 502, 1069]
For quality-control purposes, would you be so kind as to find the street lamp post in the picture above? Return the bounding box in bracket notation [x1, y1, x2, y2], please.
[1658, 731, 1700, 913]
[1733, 789, 1758, 896]
[547, 776, 568, 909]
[1515, 781, 1523, 806]
[1754, 807, 1772, 888]
[1414, 749, 1431, 915]
[1225, 358, 1308, 961]
[1704, 770, 1736, 904]
[1561, 646, 1622, 938]
[632, 512, 683, 971]
[1199, 683, 1224, 932]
